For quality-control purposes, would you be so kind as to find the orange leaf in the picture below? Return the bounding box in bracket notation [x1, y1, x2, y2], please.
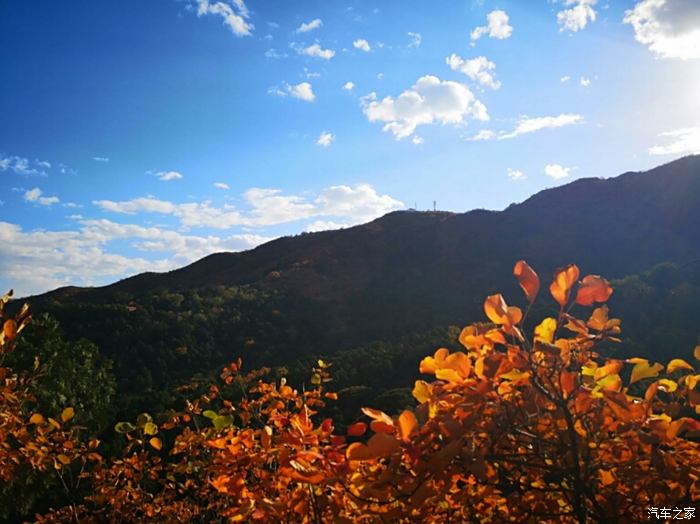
[560, 370, 577, 398]
[346, 442, 373, 461]
[575, 275, 613, 306]
[29, 413, 45, 425]
[599, 470, 616, 486]
[398, 410, 418, 442]
[261, 425, 273, 449]
[367, 433, 400, 457]
[667, 359, 694, 375]
[484, 294, 509, 325]
[361, 407, 394, 426]
[513, 260, 540, 303]
[694, 346, 700, 361]
[549, 264, 580, 307]
[370, 420, 395, 434]
[347, 422, 367, 437]
[419, 348, 449, 374]
[60, 407, 75, 423]
[3, 319, 17, 341]
[149, 437, 162, 450]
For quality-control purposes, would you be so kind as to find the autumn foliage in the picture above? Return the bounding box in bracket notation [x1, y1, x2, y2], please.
[2, 262, 700, 522]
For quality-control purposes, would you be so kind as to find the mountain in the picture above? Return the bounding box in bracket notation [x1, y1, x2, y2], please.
[22, 155, 700, 416]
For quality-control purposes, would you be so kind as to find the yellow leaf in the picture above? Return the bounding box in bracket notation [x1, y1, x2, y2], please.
[60, 407, 74, 423]
[656, 379, 678, 393]
[629, 361, 663, 385]
[513, 260, 540, 303]
[500, 368, 529, 383]
[435, 368, 463, 383]
[594, 360, 623, 381]
[412, 380, 431, 403]
[149, 437, 162, 450]
[29, 413, 45, 425]
[143, 422, 158, 436]
[57, 454, 71, 465]
[534, 317, 557, 343]
[667, 359, 694, 375]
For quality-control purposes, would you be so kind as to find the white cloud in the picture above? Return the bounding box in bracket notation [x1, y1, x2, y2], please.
[314, 184, 403, 222]
[361, 75, 489, 140]
[446, 54, 501, 89]
[470, 114, 583, 140]
[23, 187, 59, 206]
[195, 0, 253, 37]
[0, 154, 50, 176]
[560, 75, 571, 83]
[544, 164, 573, 179]
[296, 18, 322, 33]
[557, 0, 597, 32]
[580, 76, 591, 86]
[317, 131, 335, 147]
[377, 73, 384, 80]
[343, 81, 355, 91]
[93, 156, 109, 162]
[408, 32, 422, 48]
[353, 39, 371, 52]
[297, 43, 335, 59]
[624, 0, 700, 60]
[214, 182, 230, 189]
[507, 168, 527, 181]
[0, 219, 274, 296]
[470, 10, 513, 42]
[155, 170, 184, 181]
[94, 184, 403, 230]
[305, 220, 350, 232]
[648, 127, 700, 155]
[412, 136, 424, 145]
[270, 82, 316, 102]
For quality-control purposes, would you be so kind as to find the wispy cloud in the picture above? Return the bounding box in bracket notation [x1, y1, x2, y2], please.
[296, 18, 322, 33]
[269, 81, 316, 101]
[469, 114, 583, 140]
[353, 39, 371, 52]
[317, 131, 335, 147]
[446, 54, 501, 90]
[214, 182, 230, 190]
[92, 156, 109, 163]
[23, 187, 59, 206]
[154, 170, 184, 181]
[407, 32, 422, 48]
[0, 154, 51, 176]
[557, 0, 597, 33]
[295, 43, 335, 59]
[649, 127, 700, 155]
[194, 0, 253, 37]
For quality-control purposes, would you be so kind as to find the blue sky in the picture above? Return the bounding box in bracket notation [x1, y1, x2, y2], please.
[1, 0, 699, 296]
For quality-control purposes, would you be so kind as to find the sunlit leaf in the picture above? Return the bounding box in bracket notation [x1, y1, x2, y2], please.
[629, 360, 663, 385]
[667, 359, 694, 375]
[534, 317, 557, 343]
[549, 264, 580, 307]
[143, 422, 158, 436]
[575, 275, 613, 306]
[513, 260, 540, 303]
[367, 432, 400, 457]
[484, 294, 509, 325]
[60, 407, 74, 423]
[346, 442, 373, 461]
[149, 437, 162, 450]
[398, 410, 418, 442]
[29, 413, 45, 425]
[412, 380, 431, 403]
